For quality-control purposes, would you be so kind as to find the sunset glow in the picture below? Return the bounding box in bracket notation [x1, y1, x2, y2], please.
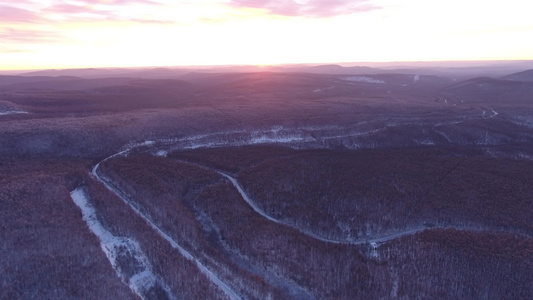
[1, 0, 533, 70]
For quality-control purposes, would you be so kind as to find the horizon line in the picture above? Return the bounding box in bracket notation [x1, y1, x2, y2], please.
[2, 58, 533, 73]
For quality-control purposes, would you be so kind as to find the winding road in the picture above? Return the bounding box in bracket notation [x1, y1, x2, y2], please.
[92, 149, 242, 300]
[218, 171, 435, 246]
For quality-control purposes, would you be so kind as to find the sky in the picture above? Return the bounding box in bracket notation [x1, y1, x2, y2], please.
[1, 0, 533, 70]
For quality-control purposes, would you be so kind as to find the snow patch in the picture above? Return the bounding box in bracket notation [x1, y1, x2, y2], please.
[340, 76, 385, 84]
[518, 153, 533, 160]
[155, 150, 168, 157]
[70, 188, 173, 300]
[249, 134, 309, 145]
[167, 128, 315, 150]
[509, 115, 533, 128]
[91, 167, 241, 300]
[312, 86, 335, 93]
[0, 110, 28, 116]
[415, 139, 435, 146]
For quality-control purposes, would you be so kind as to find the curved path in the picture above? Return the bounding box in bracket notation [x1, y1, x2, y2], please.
[92, 150, 242, 300]
[214, 165, 531, 247]
[218, 171, 533, 248]
[218, 171, 433, 246]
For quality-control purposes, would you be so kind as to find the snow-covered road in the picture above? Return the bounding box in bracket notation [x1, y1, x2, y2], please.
[218, 170, 521, 248]
[218, 172, 434, 246]
[92, 151, 241, 300]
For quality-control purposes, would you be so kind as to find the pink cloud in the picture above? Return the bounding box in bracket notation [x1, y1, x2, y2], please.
[47, 4, 94, 15]
[47, 0, 158, 11]
[0, 5, 42, 23]
[47, 0, 176, 23]
[228, 0, 380, 17]
[0, 1, 167, 24]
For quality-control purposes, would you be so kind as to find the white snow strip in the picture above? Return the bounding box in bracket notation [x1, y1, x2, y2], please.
[71, 188, 116, 243]
[0, 110, 27, 116]
[92, 161, 241, 300]
[70, 188, 173, 300]
[172, 130, 315, 150]
[415, 139, 435, 146]
[433, 120, 463, 127]
[219, 173, 280, 224]
[312, 86, 335, 93]
[249, 134, 308, 145]
[509, 116, 533, 128]
[518, 153, 533, 160]
[340, 76, 385, 84]
[320, 128, 384, 140]
[155, 150, 168, 157]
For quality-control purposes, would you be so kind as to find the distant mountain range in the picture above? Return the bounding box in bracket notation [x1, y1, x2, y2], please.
[12, 61, 533, 81]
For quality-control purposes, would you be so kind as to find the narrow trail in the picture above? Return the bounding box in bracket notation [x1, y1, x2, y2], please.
[0, 110, 28, 116]
[92, 152, 242, 300]
[218, 171, 433, 246]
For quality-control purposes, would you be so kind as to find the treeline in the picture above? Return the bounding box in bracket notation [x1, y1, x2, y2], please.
[380, 229, 533, 298]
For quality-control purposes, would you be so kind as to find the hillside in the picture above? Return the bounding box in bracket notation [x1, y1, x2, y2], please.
[1, 66, 533, 299]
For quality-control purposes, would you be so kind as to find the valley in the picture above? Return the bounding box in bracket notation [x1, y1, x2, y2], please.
[1, 63, 533, 299]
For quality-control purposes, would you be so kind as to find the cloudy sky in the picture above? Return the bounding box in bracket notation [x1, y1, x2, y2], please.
[1, 0, 532, 70]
